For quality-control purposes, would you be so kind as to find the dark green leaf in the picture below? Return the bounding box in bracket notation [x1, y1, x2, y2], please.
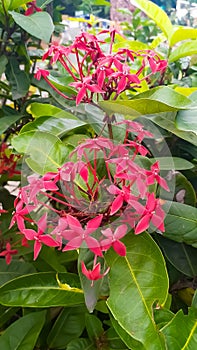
[0, 260, 36, 287]
[0, 115, 22, 134]
[111, 317, 145, 350]
[163, 201, 197, 247]
[5, 58, 30, 100]
[176, 109, 197, 133]
[85, 314, 104, 342]
[0, 272, 84, 307]
[0, 310, 46, 350]
[67, 338, 95, 350]
[47, 307, 85, 348]
[155, 236, 197, 277]
[0, 55, 8, 76]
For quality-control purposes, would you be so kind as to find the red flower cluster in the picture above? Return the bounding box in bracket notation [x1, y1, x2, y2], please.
[9, 121, 169, 283]
[35, 30, 167, 105]
[0, 143, 21, 177]
[25, 1, 42, 16]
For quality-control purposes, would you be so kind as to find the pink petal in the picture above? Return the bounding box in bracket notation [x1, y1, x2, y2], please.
[86, 214, 103, 232]
[34, 240, 42, 260]
[117, 76, 127, 94]
[113, 240, 126, 256]
[86, 236, 103, 257]
[135, 214, 151, 235]
[101, 228, 113, 238]
[62, 236, 83, 251]
[76, 86, 86, 105]
[40, 235, 59, 247]
[110, 195, 123, 215]
[114, 224, 127, 239]
[67, 215, 82, 229]
[107, 185, 121, 195]
[37, 213, 47, 232]
[23, 229, 36, 240]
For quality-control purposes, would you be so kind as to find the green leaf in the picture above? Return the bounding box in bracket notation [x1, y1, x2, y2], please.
[0, 310, 46, 350]
[155, 236, 197, 278]
[169, 27, 197, 47]
[85, 314, 104, 342]
[0, 272, 84, 307]
[153, 308, 174, 330]
[169, 41, 197, 63]
[93, 0, 111, 5]
[9, 11, 54, 43]
[67, 338, 95, 350]
[192, 290, 197, 310]
[8, 0, 30, 10]
[129, 0, 172, 38]
[161, 308, 197, 350]
[0, 114, 22, 134]
[106, 233, 169, 349]
[176, 109, 197, 133]
[147, 113, 197, 146]
[47, 307, 85, 348]
[111, 317, 145, 350]
[155, 157, 194, 170]
[163, 201, 197, 247]
[0, 306, 20, 328]
[27, 102, 63, 118]
[99, 87, 193, 116]
[5, 58, 30, 100]
[0, 260, 36, 287]
[11, 131, 69, 174]
[0, 55, 8, 76]
[106, 326, 132, 350]
[20, 116, 86, 137]
[173, 172, 196, 207]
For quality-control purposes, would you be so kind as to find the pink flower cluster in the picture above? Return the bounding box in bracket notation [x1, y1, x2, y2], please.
[35, 30, 167, 105]
[8, 121, 169, 283]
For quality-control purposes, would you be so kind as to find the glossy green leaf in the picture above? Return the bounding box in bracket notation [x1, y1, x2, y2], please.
[9, 11, 54, 43]
[153, 308, 174, 330]
[99, 87, 193, 116]
[169, 27, 197, 47]
[0, 306, 20, 328]
[0, 272, 84, 307]
[106, 233, 168, 349]
[5, 58, 30, 100]
[169, 41, 197, 63]
[11, 131, 69, 174]
[129, 0, 172, 37]
[27, 102, 63, 118]
[94, 0, 111, 5]
[67, 338, 95, 350]
[20, 116, 86, 137]
[147, 113, 197, 146]
[174, 172, 196, 207]
[155, 236, 197, 278]
[0, 310, 46, 350]
[0, 260, 36, 287]
[47, 307, 85, 348]
[175, 109, 197, 133]
[163, 201, 197, 247]
[161, 308, 197, 350]
[106, 326, 131, 350]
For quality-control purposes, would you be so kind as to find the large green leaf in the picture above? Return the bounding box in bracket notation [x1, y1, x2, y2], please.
[0, 55, 8, 76]
[20, 116, 86, 137]
[5, 58, 30, 100]
[175, 109, 197, 133]
[106, 233, 168, 349]
[8, 0, 30, 10]
[147, 113, 197, 146]
[11, 131, 69, 174]
[155, 236, 197, 278]
[0, 310, 46, 350]
[111, 317, 145, 350]
[169, 27, 197, 47]
[161, 308, 197, 350]
[129, 0, 172, 38]
[0, 272, 84, 307]
[47, 307, 85, 348]
[169, 41, 197, 63]
[163, 201, 197, 247]
[0, 260, 36, 287]
[9, 11, 54, 43]
[99, 87, 193, 116]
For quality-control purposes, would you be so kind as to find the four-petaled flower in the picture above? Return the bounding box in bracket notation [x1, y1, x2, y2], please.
[0, 242, 18, 265]
[146, 161, 169, 191]
[101, 225, 127, 256]
[81, 258, 110, 286]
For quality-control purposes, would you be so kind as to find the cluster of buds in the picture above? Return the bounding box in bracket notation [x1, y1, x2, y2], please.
[35, 30, 167, 105]
[9, 121, 169, 283]
[0, 143, 21, 178]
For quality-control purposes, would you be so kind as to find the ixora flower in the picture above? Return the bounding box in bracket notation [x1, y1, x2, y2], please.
[8, 121, 169, 282]
[0, 242, 18, 265]
[24, 1, 42, 16]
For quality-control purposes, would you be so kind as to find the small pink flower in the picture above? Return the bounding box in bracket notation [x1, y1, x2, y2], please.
[0, 242, 18, 265]
[146, 161, 169, 191]
[25, 1, 42, 16]
[81, 258, 110, 286]
[101, 225, 127, 256]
